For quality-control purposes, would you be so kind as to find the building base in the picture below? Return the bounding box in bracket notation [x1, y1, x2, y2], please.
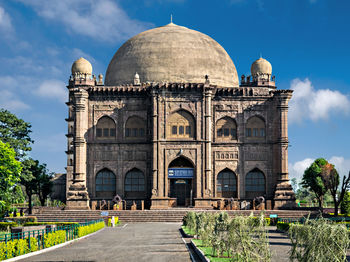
[65, 199, 90, 210]
[150, 197, 171, 209]
[273, 179, 296, 209]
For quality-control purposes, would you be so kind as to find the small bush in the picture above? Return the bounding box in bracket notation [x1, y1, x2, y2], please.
[289, 218, 350, 261]
[341, 191, 350, 216]
[276, 221, 290, 232]
[0, 237, 38, 260]
[77, 221, 104, 237]
[44, 230, 66, 248]
[0, 222, 17, 231]
[5, 216, 37, 225]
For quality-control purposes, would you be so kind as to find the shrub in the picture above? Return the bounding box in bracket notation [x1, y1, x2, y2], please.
[0, 222, 17, 231]
[276, 221, 290, 232]
[43, 230, 66, 248]
[77, 221, 104, 238]
[0, 237, 38, 260]
[24, 222, 79, 227]
[183, 211, 196, 233]
[289, 218, 350, 262]
[341, 191, 350, 216]
[5, 216, 37, 225]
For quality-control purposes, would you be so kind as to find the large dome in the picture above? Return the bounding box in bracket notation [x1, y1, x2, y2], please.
[105, 23, 239, 87]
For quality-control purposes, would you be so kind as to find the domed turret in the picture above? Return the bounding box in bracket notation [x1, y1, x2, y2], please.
[251, 57, 272, 81]
[71, 57, 92, 79]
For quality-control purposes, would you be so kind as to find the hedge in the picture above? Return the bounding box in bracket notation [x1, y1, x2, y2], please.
[44, 230, 66, 248]
[0, 222, 17, 231]
[24, 222, 79, 227]
[4, 216, 37, 225]
[77, 221, 105, 237]
[0, 237, 38, 260]
[277, 221, 291, 232]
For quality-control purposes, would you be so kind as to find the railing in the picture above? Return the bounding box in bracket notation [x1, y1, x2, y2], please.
[0, 219, 104, 259]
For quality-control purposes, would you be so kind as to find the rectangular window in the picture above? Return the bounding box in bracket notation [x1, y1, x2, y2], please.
[97, 128, 102, 137]
[186, 126, 191, 135]
[231, 128, 237, 138]
[179, 126, 184, 135]
[110, 128, 116, 137]
[260, 128, 265, 137]
[172, 126, 177, 135]
[139, 128, 145, 137]
[246, 128, 251, 137]
[125, 128, 130, 137]
[253, 128, 259, 137]
[217, 128, 222, 137]
[224, 128, 229, 136]
[132, 128, 138, 137]
[103, 128, 109, 137]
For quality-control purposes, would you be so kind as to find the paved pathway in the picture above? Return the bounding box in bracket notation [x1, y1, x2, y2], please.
[18, 223, 191, 262]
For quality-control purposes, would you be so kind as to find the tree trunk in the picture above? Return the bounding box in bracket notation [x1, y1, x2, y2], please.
[40, 195, 45, 206]
[333, 195, 339, 216]
[318, 195, 323, 213]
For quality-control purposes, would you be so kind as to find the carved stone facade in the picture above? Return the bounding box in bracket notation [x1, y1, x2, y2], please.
[65, 23, 295, 210]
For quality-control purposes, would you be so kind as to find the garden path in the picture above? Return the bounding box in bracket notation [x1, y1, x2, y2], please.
[18, 223, 191, 262]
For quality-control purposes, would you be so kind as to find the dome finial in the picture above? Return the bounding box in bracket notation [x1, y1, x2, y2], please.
[170, 14, 173, 24]
[134, 72, 140, 85]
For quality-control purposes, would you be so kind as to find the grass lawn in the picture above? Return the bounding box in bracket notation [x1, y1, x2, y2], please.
[192, 239, 231, 262]
[181, 225, 195, 236]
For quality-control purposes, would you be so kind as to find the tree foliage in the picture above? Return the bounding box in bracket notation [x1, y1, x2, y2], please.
[0, 109, 33, 159]
[20, 159, 53, 214]
[0, 141, 22, 216]
[301, 158, 329, 210]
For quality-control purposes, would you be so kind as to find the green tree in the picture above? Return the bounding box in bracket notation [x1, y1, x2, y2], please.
[37, 165, 53, 206]
[0, 141, 22, 216]
[340, 191, 350, 215]
[321, 162, 350, 216]
[301, 158, 329, 211]
[21, 159, 53, 213]
[0, 109, 33, 159]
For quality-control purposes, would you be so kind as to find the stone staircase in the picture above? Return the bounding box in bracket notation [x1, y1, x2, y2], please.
[35, 209, 317, 223]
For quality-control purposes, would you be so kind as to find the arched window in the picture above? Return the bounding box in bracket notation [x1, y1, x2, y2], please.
[125, 116, 146, 139]
[96, 169, 116, 198]
[217, 169, 237, 198]
[216, 117, 237, 140]
[96, 116, 116, 139]
[245, 169, 266, 199]
[245, 116, 265, 139]
[167, 110, 195, 139]
[124, 169, 145, 198]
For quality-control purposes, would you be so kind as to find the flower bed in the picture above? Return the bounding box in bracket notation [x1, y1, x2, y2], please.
[0, 219, 104, 260]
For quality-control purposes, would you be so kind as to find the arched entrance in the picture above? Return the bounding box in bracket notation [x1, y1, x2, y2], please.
[168, 157, 194, 206]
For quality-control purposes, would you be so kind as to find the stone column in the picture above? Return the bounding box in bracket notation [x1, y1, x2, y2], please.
[273, 90, 296, 209]
[204, 86, 213, 198]
[66, 89, 90, 209]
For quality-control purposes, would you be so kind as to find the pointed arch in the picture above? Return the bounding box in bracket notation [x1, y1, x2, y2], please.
[245, 115, 266, 138]
[217, 168, 237, 198]
[95, 168, 116, 198]
[216, 116, 237, 140]
[125, 116, 146, 139]
[96, 116, 116, 139]
[124, 168, 145, 198]
[245, 168, 266, 199]
[167, 109, 195, 139]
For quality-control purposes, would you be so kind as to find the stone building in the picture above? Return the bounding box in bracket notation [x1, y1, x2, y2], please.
[65, 22, 295, 210]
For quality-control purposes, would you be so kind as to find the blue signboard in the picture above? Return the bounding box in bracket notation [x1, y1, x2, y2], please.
[168, 168, 194, 178]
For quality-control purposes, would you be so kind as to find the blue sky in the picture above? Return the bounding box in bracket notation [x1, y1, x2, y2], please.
[0, 0, 349, 181]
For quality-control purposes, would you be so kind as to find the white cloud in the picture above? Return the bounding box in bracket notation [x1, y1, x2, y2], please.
[289, 158, 314, 181]
[35, 80, 67, 102]
[289, 156, 350, 182]
[0, 6, 13, 32]
[289, 78, 350, 123]
[329, 156, 350, 177]
[0, 76, 30, 111]
[18, 0, 153, 42]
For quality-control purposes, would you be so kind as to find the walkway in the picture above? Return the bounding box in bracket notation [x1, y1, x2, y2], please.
[18, 223, 191, 262]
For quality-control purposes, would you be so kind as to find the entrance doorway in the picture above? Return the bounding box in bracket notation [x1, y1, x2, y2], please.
[168, 157, 194, 207]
